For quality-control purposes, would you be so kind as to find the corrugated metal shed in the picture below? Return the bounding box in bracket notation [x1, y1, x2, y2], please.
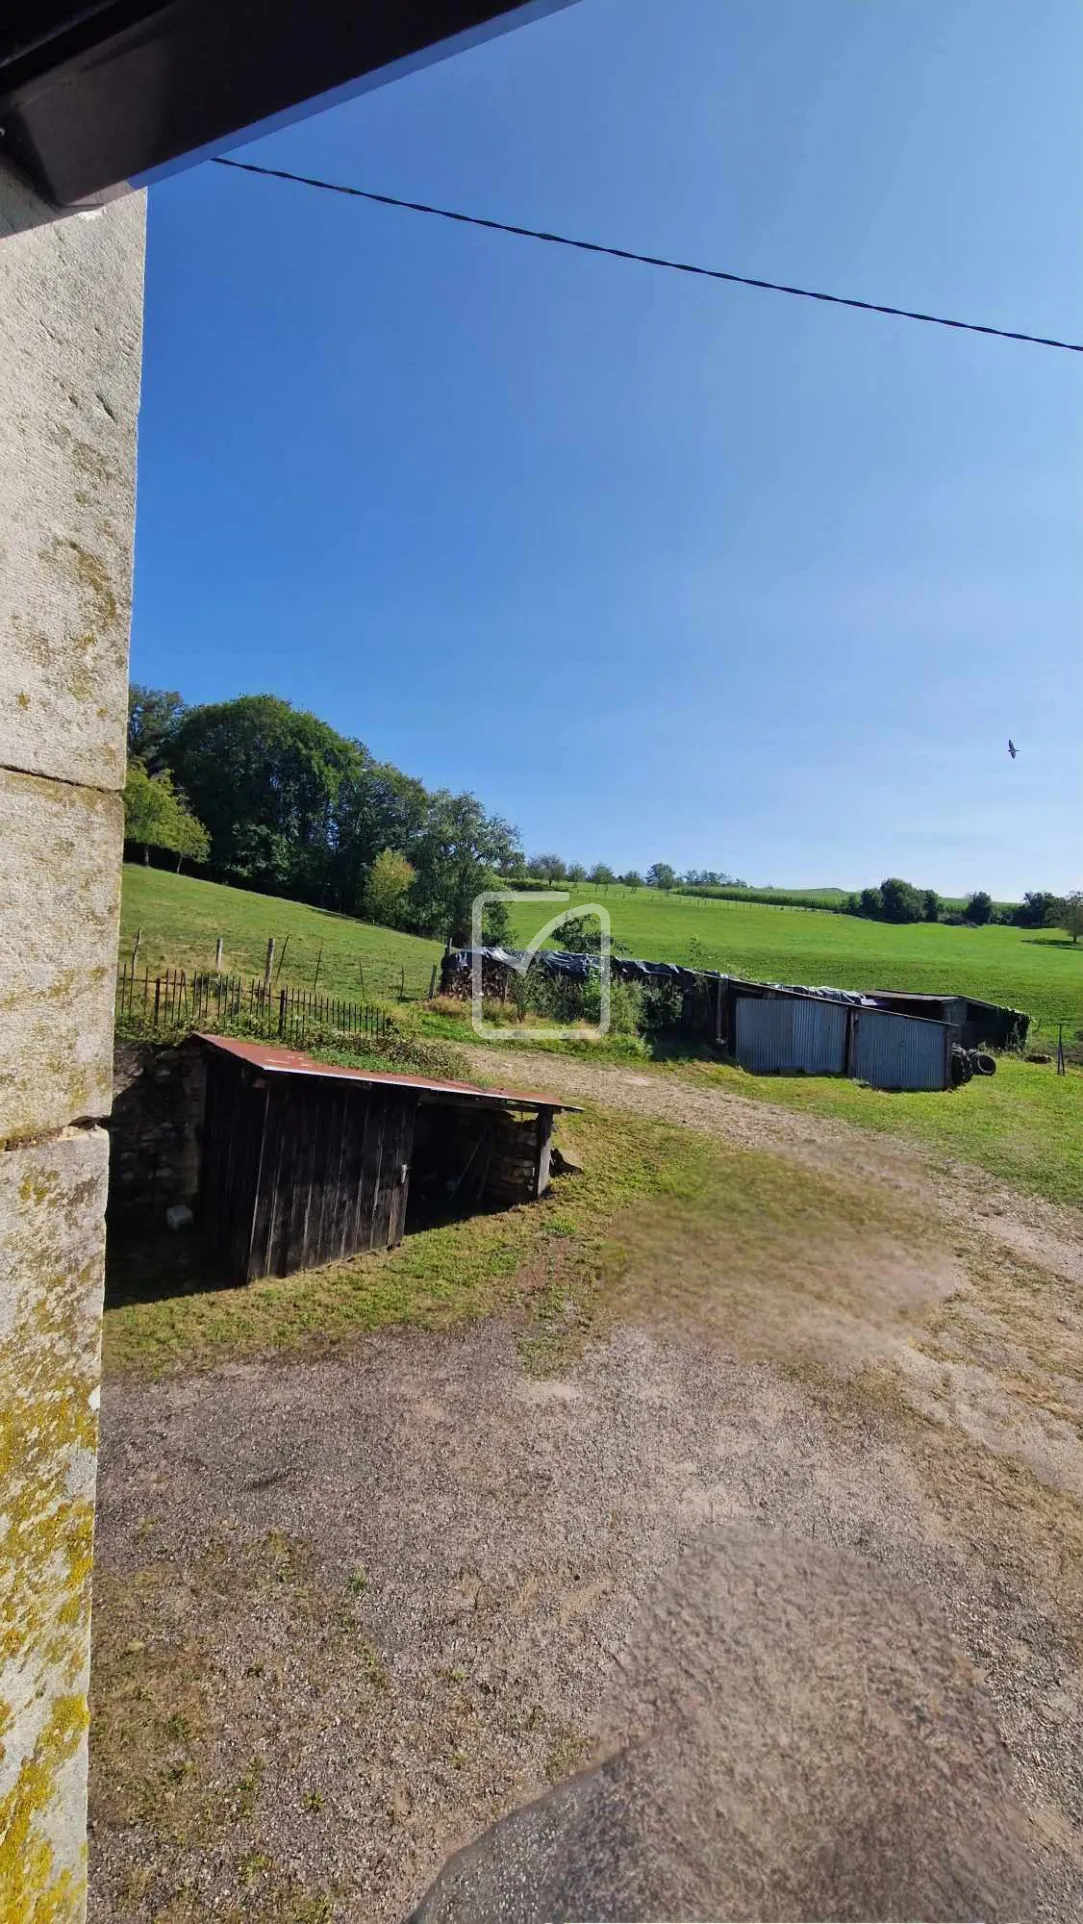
[849, 1007, 952, 1091]
[734, 995, 849, 1075]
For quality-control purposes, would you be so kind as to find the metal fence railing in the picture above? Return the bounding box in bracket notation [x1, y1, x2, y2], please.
[116, 965, 395, 1048]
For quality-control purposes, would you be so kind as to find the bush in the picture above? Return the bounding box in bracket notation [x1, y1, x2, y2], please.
[964, 890, 993, 926]
[879, 878, 925, 924]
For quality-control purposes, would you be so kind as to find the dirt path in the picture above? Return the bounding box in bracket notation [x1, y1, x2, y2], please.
[470, 1044, 1083, 1286]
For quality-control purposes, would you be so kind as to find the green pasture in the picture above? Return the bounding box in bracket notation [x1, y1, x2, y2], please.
[504, 883, 1083, 1035]
[120, 865, 442, 1004]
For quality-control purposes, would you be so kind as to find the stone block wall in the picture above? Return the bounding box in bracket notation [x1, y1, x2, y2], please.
[108, 1042, 207, 1222]
[0, 161, 145, 1922]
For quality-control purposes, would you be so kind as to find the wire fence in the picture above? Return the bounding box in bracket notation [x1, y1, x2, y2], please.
[116, 966, 395, 1049]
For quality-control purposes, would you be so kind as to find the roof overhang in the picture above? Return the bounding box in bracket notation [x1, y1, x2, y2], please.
[0, 0, 578, 207]
[196, 1033, 579, 1113]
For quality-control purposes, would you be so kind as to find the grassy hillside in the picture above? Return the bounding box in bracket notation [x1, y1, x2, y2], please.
[120, 866, 443, 1003]
[505, 883, 1083, 1034]
[120, 867, 1083, 1034]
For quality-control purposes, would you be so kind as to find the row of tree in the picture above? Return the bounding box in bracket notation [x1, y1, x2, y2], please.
[125, 688, 521, 945]
[844, 879, 1083, 939]
[522, 857, 748, 890]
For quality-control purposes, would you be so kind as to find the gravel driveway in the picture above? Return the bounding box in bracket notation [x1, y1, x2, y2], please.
[90, 1062, 1083, 1922]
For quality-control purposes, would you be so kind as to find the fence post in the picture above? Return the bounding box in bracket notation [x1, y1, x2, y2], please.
[263, 938, 275, 997]
[279, 989, 287, 1038]
[399, 964, 406, 1002]
[214, 936, 223, 973]
[428, 965, 437, 1000]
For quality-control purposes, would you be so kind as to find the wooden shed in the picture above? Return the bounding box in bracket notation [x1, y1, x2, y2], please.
[196, 1035, 577, 1285]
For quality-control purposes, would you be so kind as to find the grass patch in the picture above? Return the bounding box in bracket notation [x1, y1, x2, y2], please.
[667, 1053, 1083, 1208]
[121, 864, 441, 1002]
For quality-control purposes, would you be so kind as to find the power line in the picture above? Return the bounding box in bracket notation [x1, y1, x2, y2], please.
[211, 154, 1083, 357]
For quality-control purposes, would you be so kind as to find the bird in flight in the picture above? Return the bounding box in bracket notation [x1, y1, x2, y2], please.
[1008, 739, 1017, 759]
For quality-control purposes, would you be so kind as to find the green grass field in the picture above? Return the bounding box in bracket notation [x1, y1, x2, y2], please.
[505, 883, 1083, 1036]
[121, 865, 443, 1003]
[121, 866, 1083, 1035]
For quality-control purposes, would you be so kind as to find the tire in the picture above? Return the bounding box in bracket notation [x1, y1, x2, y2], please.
[951, 1047, 973, 1087]
[975, 1052, 997, 1076]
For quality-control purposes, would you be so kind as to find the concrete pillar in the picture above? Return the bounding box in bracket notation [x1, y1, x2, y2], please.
[0, 162, 145, 1920]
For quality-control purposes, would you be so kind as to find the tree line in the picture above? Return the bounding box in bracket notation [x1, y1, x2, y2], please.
[840, 877, 1083, 938]
[125, 688, 521, 945]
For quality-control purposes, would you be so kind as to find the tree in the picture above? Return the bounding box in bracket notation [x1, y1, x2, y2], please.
[363, 849, 416, 929]
[408, 790, 520, 946]
[964, 890, 993, 925]
[127, 685, 187, 774]
[879, 877, 924, 924]
[123, 761, 209, 870]
[922, 889, 941, 922]
[588, 863, 616, 888]
[554, 913, 604, 955]
[529, 853, 566, 882]
[646, 862, 677, 891]
[166, 694, 365, 899]
[1012, 890, 1059, 928]
[566, 863, 588, 883]
[1050, 891, 1083, 943]
[621, 870, 644, 890]
[332, 758, 429, 916]
[858, 886, 883, 919]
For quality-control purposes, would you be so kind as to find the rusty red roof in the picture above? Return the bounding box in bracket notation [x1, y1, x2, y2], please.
[195, 1034, 579, 1112]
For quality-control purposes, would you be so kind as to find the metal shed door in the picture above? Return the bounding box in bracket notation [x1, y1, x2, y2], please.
[850, 1009, 948, 1090]
[734, 996, 848, 1075]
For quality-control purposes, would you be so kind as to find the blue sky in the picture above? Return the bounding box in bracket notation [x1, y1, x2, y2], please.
[132, 0, 1082, 896]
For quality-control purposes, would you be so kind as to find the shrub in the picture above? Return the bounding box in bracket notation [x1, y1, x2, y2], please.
[879, 878, 925, 924]
[964, 890, 993, 925]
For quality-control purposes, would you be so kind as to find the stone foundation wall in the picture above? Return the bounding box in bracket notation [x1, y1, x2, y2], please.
[108, 1042, 207, 1222]
[0, 161, 145, 1922]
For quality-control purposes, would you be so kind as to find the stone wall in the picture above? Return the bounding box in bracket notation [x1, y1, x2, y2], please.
[0, 162, 145, 1922]
[108, 1042, 207, 1222]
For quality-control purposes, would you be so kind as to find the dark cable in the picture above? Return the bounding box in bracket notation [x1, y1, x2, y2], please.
[211, 154, 1083, 356]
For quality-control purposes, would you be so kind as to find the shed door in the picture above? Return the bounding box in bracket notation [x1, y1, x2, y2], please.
[250, 1082, 419, 1281]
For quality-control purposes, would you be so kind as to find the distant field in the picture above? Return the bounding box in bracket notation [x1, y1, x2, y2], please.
[505, 883, 1083, 1034]
[120, 866, 442, 1003]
